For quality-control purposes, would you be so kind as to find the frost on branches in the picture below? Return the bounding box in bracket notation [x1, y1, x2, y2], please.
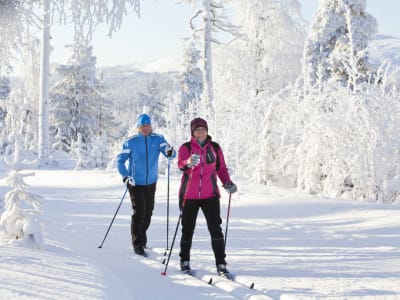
[303, 0, 377, 90]
[250, 0, 400, 203]
[0, 136, 43, 247]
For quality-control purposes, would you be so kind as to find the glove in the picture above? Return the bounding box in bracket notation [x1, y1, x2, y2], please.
[123, 176, 135, 187]
[223, 182, 237, 194]
[166, 145, 174, 157]
[187, 153, 200, 168]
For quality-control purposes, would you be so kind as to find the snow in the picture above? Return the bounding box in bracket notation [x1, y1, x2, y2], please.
[1, 164, 400, 300]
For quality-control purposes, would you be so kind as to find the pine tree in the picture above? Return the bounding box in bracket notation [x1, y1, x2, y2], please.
[0, 135, 43, 248]
[180, 40, 203, 114]
[50, 45, 112, 153]
[302, 0, 377, 90]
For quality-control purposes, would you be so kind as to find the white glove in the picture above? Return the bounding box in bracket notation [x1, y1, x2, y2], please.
[187, 154, 200, 168]
[123, 176, 135, 187]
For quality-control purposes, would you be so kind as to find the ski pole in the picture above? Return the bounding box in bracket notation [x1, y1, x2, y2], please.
[224, 193, 232, 247]
[164, 157, 171, 255]
[161, 212, 182, 276]
[98, 187, 128, 248]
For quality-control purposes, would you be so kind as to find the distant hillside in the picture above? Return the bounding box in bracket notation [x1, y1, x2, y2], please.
[98, 55, 183, 76]
[369, 34, 400, 68]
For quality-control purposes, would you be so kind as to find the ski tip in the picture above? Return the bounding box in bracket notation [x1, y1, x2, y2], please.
[97, 246, 102, 249]
[208, 278, 213, 285]
[250, 282, 254, 289]
[161, 272, 167, 276]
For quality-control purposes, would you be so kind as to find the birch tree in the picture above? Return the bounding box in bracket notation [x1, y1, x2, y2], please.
[185, 0, 239, 123]
[36, 0, 141, 161]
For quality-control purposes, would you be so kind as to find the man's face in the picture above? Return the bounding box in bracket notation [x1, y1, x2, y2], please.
[138, 124, 152, 136]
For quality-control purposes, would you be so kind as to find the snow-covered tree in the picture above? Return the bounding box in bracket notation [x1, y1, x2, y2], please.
[144, 79, 166, 128]
[230, 0, 306, 95]
[185, 0, 240, 122]
[251, 0, 399, 202]
[0, 135, 43, 248]
[0, 76, 11, 151]
[180, 40, 203, 114]
[302, 0, 377, 90]
[36, 0, 141, 161]
[50, 45, 107, 151]
[0, 0, 40, 75]
[210, 0, 305, 174]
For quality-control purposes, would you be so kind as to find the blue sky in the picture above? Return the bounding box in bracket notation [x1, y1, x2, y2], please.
[50, 0, 400, 68]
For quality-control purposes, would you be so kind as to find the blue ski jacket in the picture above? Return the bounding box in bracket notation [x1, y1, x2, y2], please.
[117, 132, 175, 186]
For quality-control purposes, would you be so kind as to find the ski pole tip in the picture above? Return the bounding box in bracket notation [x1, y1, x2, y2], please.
[98, 246, 102, 249]
[161, 272, 167, 276]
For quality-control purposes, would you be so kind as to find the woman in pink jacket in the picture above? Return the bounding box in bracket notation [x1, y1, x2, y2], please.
[177, 117, 237, 278]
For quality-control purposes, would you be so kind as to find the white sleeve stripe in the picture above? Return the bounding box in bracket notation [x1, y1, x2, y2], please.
[160, 142, 167, 147]
[121, 149, 130, 154]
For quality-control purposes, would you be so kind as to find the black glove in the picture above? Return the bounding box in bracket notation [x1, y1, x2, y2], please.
[166, 145, 174, 157]
[223, 182, 237, 194]
[123, 176, 135, 187]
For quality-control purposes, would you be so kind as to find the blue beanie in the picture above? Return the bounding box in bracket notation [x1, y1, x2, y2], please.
[137, 114, 151, 127]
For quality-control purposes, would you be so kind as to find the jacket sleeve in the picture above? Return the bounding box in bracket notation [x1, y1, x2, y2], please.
[117, 142, 130, 178]
[160, 136, 177, 159]
[178, 144, 191, 171]
[215, 146, 232, 184]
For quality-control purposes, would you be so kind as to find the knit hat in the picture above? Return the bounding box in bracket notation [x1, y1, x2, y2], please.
[137, 114, 151, 127]
[190, 117, 208, 135]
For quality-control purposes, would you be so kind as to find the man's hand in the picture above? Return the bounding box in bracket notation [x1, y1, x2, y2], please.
[123, 176, 135, 187]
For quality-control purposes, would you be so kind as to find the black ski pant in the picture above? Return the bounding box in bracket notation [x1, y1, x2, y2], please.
[128, 182, 156, 248]
[179, 197, 226, 266]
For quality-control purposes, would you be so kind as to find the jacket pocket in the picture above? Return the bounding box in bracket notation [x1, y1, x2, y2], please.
[205, 147, 216, 164]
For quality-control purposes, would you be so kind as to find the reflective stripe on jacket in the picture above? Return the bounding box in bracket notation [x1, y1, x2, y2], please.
[117, 132, 172, 185]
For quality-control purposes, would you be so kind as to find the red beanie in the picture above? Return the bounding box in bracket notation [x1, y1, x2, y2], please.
[190, 118, 208, 135]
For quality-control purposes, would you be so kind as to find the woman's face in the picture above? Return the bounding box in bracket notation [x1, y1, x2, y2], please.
[193, 127, 207, 143]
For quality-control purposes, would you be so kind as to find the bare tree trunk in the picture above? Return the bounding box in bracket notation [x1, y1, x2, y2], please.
[38, 0, 50, 160]
[203, 0, 215, 120]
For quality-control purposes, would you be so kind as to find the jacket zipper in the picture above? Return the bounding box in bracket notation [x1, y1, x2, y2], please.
[198, 149, 204, 199]
[145, 136, 148, 184]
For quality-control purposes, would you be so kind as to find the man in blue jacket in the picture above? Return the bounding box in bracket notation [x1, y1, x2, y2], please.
[117, 114, 176, 255]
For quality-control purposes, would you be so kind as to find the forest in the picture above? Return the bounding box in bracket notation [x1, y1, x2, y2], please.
[1, 0, 400, 203]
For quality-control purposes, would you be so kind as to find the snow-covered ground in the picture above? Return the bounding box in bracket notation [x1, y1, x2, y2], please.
[1, 166, 400, 300]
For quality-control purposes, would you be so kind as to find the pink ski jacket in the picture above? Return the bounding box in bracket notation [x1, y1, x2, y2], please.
[178, 136, 232, 203]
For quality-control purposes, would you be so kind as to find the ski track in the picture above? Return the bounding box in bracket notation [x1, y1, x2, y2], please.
[147, 248, 273, 300]
[2, 169, 400, 299]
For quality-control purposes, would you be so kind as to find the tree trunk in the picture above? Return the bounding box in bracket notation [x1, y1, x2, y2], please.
[38, 0, 50, 160]
[203, 0, 215, 119]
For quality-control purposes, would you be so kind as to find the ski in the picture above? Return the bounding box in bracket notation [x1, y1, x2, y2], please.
[182, 269, 213, 285]
[215, 272, 255, 290]
[148, 248, 269, 298]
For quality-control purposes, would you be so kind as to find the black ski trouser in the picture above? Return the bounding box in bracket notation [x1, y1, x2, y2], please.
[128, 182, 156, 248]
[179, 197, 226, 265]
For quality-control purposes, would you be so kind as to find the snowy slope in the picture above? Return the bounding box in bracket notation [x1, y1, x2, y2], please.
[1, 166, 400, 299]
[369, 35, 400, 68]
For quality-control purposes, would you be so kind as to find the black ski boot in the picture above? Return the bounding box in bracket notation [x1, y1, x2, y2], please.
[134, 246, 146, 256]
[180, 261, 192, 275]
[216, 264, 231, 279]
